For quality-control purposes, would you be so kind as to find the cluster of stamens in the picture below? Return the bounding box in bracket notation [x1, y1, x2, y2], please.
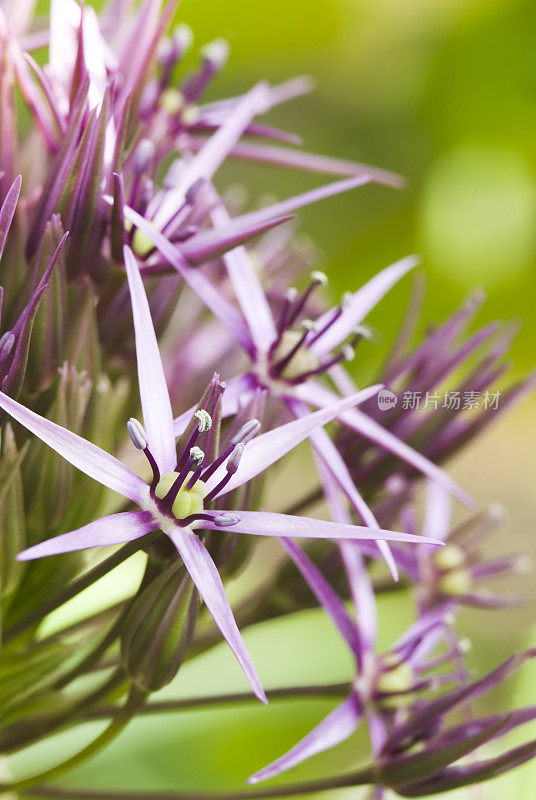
[127, 410, 260, 530]
[266, 272, 370, 384]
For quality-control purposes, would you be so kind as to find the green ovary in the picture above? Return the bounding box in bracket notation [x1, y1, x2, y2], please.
[155, 471, 207, 520]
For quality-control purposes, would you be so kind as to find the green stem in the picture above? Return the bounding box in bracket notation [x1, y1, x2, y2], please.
[85, 681, 351, 719]
[1, 684, 148, 793]
[0, 668, 127, 754]
[3, 534, 157, 643]
[53, 609, 126, 690]
[19, 764, 377, 799]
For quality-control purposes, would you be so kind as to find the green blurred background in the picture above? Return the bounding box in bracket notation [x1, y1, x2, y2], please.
[18, 0, 536, 797]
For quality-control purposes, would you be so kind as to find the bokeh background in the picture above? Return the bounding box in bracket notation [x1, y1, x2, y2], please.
[19, 0, 536, 797]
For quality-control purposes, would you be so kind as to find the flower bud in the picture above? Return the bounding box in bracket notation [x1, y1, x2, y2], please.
[121, 562, 198, 691]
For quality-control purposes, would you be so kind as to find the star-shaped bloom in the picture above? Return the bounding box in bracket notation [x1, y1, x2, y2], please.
[0, 245, 440, 703]
[248, 535, 457, 783]
[249, 531, 536, 796]
[125, 199, 471, 579]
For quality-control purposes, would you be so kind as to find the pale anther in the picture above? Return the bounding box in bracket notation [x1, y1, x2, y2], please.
[227, 443, 244, 474]
[127, 418, 147, 450]
[194, 409, 212, 432]
[214, 513, 240, 527]
[231, 419, 261, 445]
[189, 446, 205, 466]
[311, 270, 328, 286]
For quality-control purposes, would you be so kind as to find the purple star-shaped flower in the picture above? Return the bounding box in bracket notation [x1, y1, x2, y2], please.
[0, 245, 440, 703]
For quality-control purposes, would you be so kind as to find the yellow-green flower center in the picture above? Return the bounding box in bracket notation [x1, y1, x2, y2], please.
[155, 471, 207, 520]
[377, 661, 414, 696]
[433, 543, 466, 571]
[438, 568, 472, 597]
[272, 330, 319, 380]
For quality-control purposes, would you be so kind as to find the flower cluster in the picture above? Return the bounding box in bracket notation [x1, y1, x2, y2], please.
[0, 2, 534, 799]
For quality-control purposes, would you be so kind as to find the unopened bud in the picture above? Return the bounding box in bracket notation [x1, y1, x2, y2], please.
[127, 418, 147, 450]
[121, 563, 197, 691]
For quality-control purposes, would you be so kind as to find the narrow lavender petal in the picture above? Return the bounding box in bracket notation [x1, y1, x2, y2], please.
[207, 384, 381, 496]
[180, 212, 295, 267]
[122, 205, 254, 355]
[17, 511, 157, 560]
[204, 509, 444, 546]
[290, 400, 398, 581]
[200, 77, 313, 119]
[280, 538, 360, 655]
[248, 694, 362, 784]
[294, 381, 473, 507]
[168, 527, 266, 703]
[340, 544, 378, 657]
[313, 457, 378, 655]
[209, 201, 277, 353]
[311, 256, 418, 356]
[422, 480, 452, 543]
[225, 176, 372, 233]
[185, 137, 404, 188]
[0, 175, 21, 260]
[124, 246, 176, 472]
[151, 82, 271, 227]
[0, 390, 146, 505]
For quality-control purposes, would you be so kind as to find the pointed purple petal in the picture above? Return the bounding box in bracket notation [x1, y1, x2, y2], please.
[295, 381, 473, 508]
[186, 138, 404, 188]
[280, 538, 360, 654]
[289, 397, 397, 580]
[311, 458, 378, 655]
[231, 176, 371, 233]
[248, 695, 361, 784]
[124, 245, 175, 472]
[208, 202, 277, 353]
[422, 480, 452, 543]
[208, 384, 382, 497]
[17, 511, 157, 560]
[179, 212, 295, 267]
[0, 390, 146, 504]
[204, 509, 444, 546]
[167, 527, 266, 703]
[311, 256, 418, 356]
